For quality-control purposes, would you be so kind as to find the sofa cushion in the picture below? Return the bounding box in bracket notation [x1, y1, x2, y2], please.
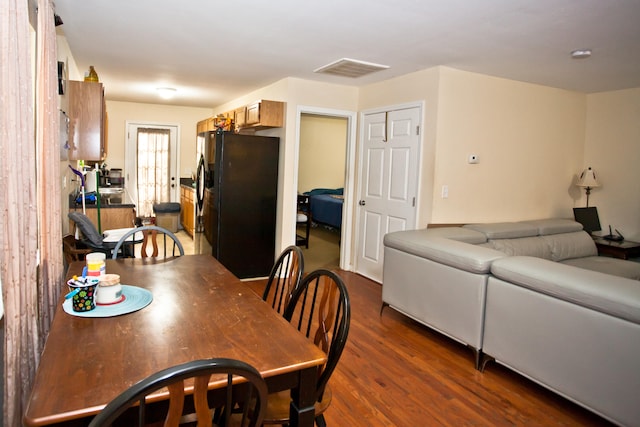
[424, 227, 487, 244]
[489, 236, 552, 259]
[463, 222, 538, 239]
[562, 256, 640, 280]
[520, 218, 583, 235]
[542, 231, 597, 261]
[384, 233, 505, 274]
[491, 256, 640, 324]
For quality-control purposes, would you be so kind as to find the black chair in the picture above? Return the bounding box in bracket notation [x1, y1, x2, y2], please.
[262, 246, 304, 317]
[111, 225, 185, 259]
[296, 194, 311, 249]
[262, 269, 351, 426]
[68, 212, 132, 257]
[88, 358, 267, 427]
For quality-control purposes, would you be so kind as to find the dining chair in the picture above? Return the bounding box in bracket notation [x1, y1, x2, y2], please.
[262, 269, 351, 426]
[262, 245, 304, 316]
[296, 194, 311, 249]
[111, 225, 185, 259]
[62, 234, 92, 265]
[87, 358, 267, 427]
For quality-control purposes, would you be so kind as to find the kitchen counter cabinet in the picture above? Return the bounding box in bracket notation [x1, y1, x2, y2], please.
[69, 204, 136, 234]
[66, 80, 107, 161]
[180, 185, 195, 237]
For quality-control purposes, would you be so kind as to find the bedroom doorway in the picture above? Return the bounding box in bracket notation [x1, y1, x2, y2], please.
[295, 106, 357, 271]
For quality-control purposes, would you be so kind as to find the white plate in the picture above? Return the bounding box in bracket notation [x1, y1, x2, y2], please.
[63, 285, 152, 318]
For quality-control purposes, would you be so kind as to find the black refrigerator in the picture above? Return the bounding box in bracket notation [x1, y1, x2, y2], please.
[199, 130, 279, 279]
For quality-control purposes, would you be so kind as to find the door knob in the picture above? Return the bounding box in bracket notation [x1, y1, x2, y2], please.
[359, 200, 366, 206]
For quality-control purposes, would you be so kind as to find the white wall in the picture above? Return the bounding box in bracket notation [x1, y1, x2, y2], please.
[358, 66, 588, 227]
[584, 88, 640, 240]
[105, 100, 212, 178]
[298, 114, 347, 193]
[431, 67, 586, 223]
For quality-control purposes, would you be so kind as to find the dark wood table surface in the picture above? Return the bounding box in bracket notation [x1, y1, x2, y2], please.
[593, 237, 640, 260]
[24, 254, 326, 427]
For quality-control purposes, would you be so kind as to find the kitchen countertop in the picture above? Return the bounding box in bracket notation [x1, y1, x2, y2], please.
[180, 177, 195, 189]
[69, 192, 135, 209]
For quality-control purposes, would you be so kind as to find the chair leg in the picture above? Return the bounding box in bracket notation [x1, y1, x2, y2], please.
[305, 217, 311, 249]
[315, 414, 327, 427]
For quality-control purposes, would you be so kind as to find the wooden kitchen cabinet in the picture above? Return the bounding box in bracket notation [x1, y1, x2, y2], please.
[69, 206, 136, 234]
[180, 185, 195, 237]
[206, 117, 216, 131]
[196, 119, 208, 134]
[67, 80, 107, 161]
[234, 106, 247, 128]
[239, 100, 284, 131]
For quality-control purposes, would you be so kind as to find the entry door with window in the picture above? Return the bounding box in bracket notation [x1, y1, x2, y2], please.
[356, 106, 421, 282]
[126, 124, 179, 218]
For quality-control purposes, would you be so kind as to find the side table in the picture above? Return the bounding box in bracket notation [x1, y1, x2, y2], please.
[593, 237, 640, 260]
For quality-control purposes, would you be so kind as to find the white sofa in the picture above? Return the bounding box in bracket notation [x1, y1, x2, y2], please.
[382, 219, 640, 426]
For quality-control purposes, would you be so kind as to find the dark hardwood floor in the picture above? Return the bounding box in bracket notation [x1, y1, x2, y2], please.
[246, 271, 614, 427]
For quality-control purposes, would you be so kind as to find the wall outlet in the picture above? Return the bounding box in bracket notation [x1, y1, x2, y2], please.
[468, 154, 479, 164]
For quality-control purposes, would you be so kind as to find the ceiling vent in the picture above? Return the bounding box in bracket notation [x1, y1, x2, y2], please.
[314, 58, 390, 78]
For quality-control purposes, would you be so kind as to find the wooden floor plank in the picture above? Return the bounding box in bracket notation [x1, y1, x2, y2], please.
[246, 270, 614, 426]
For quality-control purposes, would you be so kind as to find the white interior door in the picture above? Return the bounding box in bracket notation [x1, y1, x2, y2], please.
[355, 106, 421, 282]
[125, 123, 179, 212]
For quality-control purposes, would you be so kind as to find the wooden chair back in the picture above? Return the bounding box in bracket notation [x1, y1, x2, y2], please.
[262, 246, 304, 316]
[111, 225, 184, 259]
[284, 269, 350, 399]
[87, 358, 267, 427]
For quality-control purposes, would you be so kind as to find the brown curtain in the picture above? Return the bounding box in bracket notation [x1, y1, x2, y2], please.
[1, 0, 62, 425]
[36, 0, 63, 339]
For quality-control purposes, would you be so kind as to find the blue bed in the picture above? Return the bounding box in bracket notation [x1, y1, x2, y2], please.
[305, 188, 344, 229]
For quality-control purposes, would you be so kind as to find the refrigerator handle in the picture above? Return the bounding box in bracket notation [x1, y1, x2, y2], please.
[196, 155, 206, 211]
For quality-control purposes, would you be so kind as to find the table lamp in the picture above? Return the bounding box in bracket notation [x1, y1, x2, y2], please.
[576, 167, 600, 207]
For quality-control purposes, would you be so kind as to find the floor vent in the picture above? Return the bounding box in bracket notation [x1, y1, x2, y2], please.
[314, 58, 389, 78]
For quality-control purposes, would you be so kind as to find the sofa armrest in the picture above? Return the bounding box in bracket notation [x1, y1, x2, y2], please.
[491, 256, 640, 324]
[384, 233, 505, 274]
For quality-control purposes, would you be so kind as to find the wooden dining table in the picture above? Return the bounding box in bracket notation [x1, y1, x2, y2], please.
[24, 254, 327, 427]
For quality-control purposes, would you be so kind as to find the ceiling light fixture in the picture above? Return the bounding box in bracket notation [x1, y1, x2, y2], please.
[571, 49, 592, 59]
[156, 87, 177, 99]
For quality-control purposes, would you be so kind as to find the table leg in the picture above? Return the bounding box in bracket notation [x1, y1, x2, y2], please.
[289, 366, 317, 427]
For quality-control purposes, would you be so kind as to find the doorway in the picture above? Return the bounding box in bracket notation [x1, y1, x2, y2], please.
[295, 106, 357, 272]
[125, 122, 180, 217]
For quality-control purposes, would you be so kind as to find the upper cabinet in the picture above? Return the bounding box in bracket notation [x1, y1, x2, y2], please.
[238, 100, 284, 131]
[196, 119, 208, 134]
[234, 106, 247, 129]
[197, 100, 284, 136]
[67, 80, 107, 161]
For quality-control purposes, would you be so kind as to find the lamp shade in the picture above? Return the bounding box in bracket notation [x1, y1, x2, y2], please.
[577, 167, 600, 188]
